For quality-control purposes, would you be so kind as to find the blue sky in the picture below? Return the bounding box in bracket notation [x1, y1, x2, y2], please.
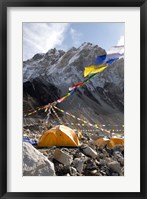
[23, 23, 124, 61]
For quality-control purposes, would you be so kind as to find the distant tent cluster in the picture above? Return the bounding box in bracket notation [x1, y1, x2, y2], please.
[23, 125, 124, 149]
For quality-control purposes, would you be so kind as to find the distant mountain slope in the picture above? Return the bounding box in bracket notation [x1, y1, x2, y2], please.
[23, 43, 124, 126]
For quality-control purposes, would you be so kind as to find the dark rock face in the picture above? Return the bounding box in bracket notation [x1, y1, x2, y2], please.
[96, 82, 124, 112]
[24, 77, 61, 105]
[23, 77, 61, 115]
[32, 53, 45, 61]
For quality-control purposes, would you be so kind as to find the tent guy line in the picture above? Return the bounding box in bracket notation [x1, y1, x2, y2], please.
[54, 105, 117, 135]
[24, 72, 102, 117]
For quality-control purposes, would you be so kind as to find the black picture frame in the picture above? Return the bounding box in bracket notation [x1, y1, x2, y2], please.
[0, 0, 147, 198]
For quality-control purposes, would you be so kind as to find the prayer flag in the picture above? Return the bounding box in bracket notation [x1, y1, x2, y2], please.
[84, 65, 108, 77]
[95, 54, 106, 65]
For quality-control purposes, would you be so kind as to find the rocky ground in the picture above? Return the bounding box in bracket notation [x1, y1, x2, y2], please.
[23, 126, 124, 176]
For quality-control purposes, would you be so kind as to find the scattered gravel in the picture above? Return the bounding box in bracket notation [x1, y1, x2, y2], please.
[23, 127, 124, 176]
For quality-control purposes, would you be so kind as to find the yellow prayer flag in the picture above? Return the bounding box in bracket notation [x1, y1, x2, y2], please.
[84, 65, 108, 77]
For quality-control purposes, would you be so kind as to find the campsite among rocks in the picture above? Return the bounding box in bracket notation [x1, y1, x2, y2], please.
[23, 42, 124, 176]
[23, 125, 124, 176]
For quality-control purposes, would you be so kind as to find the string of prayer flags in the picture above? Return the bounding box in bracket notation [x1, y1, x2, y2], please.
[69, 87, 77, 95]
[57, 88, 77, 104]
[51, 107, 63, 124]
[95, 54, 107, 65]
[24, 104, 51, 117]
[25, 52, 124, 116]
[69, 82, 84, 91]
[57, 93, 70, 103]
[54, 106, 111, 134]
[84, 53, 123, 77]
[104, 54, 122, 64]
[83, 73, 97, 83]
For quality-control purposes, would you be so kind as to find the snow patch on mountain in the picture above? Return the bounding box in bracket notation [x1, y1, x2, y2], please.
[23, 42, 124, 121]
[107, 45, 124, 56]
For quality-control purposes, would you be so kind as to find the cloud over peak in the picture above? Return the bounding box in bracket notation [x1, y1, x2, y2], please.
[117, 35, 124, 46]
[23, 23, 69, 60]
[70, 28, 82, 47]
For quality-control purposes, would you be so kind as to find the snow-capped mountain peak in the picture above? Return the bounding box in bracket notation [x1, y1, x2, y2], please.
[23, 43, 124, 125]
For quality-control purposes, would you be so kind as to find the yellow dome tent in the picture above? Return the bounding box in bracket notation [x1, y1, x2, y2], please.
[93, 137, 109, 147]
[94, 137, 124, 149]
[107, 137, 124, 149]
[38, 125, 80, 147]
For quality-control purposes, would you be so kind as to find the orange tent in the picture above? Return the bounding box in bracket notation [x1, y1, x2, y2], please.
[38, 125, 80, 147]
[93, 137, 124, 149]
[107, 137, 124, 149]
[93, 137, 109, 147]
[77, 131, 83, 139]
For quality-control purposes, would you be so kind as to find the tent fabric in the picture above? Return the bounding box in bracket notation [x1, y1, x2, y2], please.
[107, 137, 124, 149]
[38, 125, 80, 147]
[94, 137, 124, 148]
[93, 138, 109, 147]
[77, 131, 83, 139]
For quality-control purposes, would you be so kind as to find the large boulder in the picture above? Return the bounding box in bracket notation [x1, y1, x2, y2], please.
[23, 142, 56, 176]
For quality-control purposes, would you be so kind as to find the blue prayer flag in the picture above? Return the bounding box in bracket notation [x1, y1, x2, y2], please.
[95, 54, 106, 65]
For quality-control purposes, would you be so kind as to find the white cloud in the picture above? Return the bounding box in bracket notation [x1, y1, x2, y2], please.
[23, 23, 69, 60]
[70, 28, 82, 47]
[117, 35, 124, 46]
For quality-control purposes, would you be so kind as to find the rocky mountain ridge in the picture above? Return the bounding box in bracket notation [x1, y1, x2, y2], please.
[23, 42, 124, 127]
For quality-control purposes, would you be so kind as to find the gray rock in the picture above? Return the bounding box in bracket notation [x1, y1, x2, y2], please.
[114, 151, 122, 159]
[70, 167, 77, 176]
[61, 148, 70, 153]
[23, 142, 55, 176]
[81, 145, 98, 159]
[118, 157, 124, 166]
[107, 161, 121, 174]
[25, 129, 31, 134]
[99, 159, 106, 166]
[121, 167, 124, 175]
[95, 159, 101, 166]
[74, 152, 86, 158]
[100, 170, 106, 175]
[54, 149, 73, 166]
[112, 172, 119, 176]
[99, 153, 104, 159]
[106, 168, 111, 176]
[86, 159, 97, 170]
[104, 157, 112, 163]
[90, 170, 98, 175]
[73, 158, 85, 173]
